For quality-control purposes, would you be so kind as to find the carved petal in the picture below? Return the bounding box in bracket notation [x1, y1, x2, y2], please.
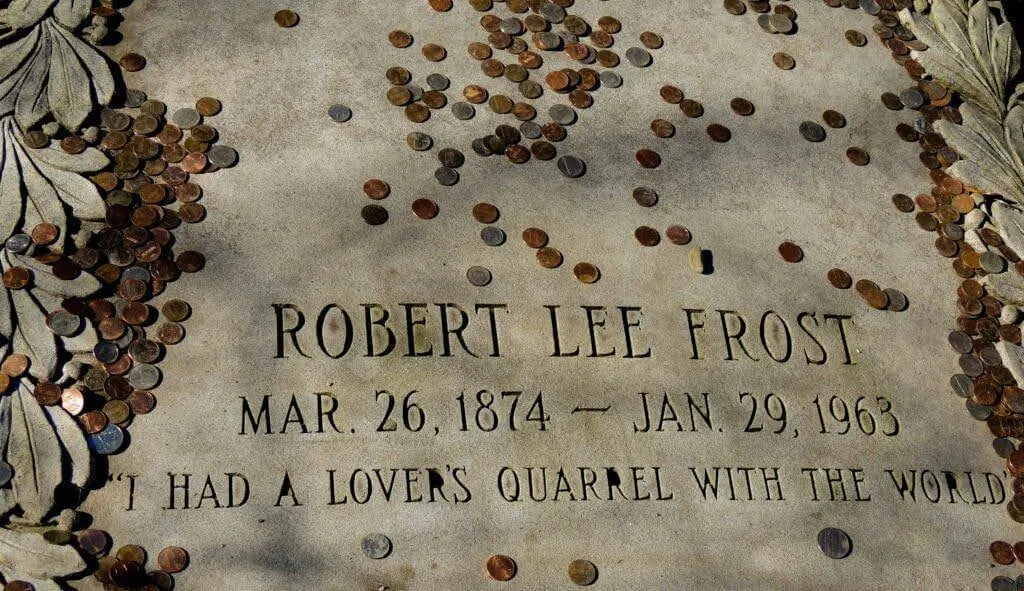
[985, 271, 1024, 306]
[43, 20, 112, 130]
[52, 0, 92, 30]
[991, 202, 1024, 261]
[0, 527, 86, 579]
[6, 383, 62, 523]
[0, 27, 41, 119]
[13, 29, 50, 130]
[3, 0, 58, 31]
[936, 105, 1024, 201]
[49, 23, 113, 112]
[42, 405, 88, 489]
[966, 0, 999, 99]
[1004, 104, 1024, 180]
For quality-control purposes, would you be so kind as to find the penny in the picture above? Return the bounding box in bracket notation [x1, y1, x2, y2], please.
[363, 180, 391, 200]
[598, 16, 621, 33]
[451, 102, 475, 120]
[31, 222, 59, 245]
[660, 85, 684, 104]
[724, 0, 747, 15]
[329, 104, 352, 122]
[157, 322, 185, 345]
[522, 228, 548, 249]
[635, 226, 661, 247]
[513, 103, 536, 121]
[639, 31, 663, 49]
[651, 119, 675, 138]
[772, 52, 796, 70]
[361, 204, 389, 226]
[846, 147, 870, 165]
[3, 267, 31, 289]
[542, 122, 567, 142]
[827, 268, 853, 289]
[435, 167, 458, 186]
[707, 124, 731, 143]
[993, 576, 1016, 591]
[126, 390, 155, 415]
[386, 86, 412, 106]
[799, 121, 826, 143]
[666, 225, 691, 245]
[274, 9, 298, 27]
[407, 132, 432, 151]
[428, 0, 452, 10]
[557, 155, 585, 178]
[422, 43, 446, 62]
[389, 30, 413, 48]
[472, 203, 500, 224]
[405, 104, 430, 123]
[361, 534, 392, 560]
[633, 187, 658, 207]
[34, 382, 61, 406]
[464, 85, 488, 104]
[845, 29, 867, 46]
[600, 71, 622, 88]
[537, 247, 563, 269]
[195, 97, 221, 117]
[892, 193, 915, 212]
[161, 299, 190, 322]
[778, 241, 803, 263]
[486, 555, 517, 582]
[822, 110, 846, 128]
[466, 266, 492, 287]
[80, 411, 108, 435]
[61, 388, 85, 416]
[730, 97, 754, 116]
[625, 47, 653, 67]
[438, 149, 465, 169]
[817, 528, 852, 559]
[636, 149, 661, 168]
[481, 227, 506, 247]
[119, 53, 146, 72]
[157, 547, 189, 573]
[488, 95, 513, 114]
[410, 198, 438, 220]
[103, 399, 131, 424]
[78, 529, 110, 556]
[768, 14, 794, 33]
[880, 92, 904, 110]
[23, 130, 49, 148]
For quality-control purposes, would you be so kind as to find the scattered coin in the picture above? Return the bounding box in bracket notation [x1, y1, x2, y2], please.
[799, 121, 826, 142]
[639, 32, 663, 49]
[557, 155, 586, 178]
[119, 53, 146, 72]
[635, 226, 661, 247]
[422, 43, 447, 62]
[633, 187, 658, 207]
[361, 534, 392, 560]
[486, 555, 517, 582]
[636, 149, 661, 168]
[537, 247, 563, 269]
[884, 288, 908, 311]
[772, 52, 796, 70]
[573, 263, 600, 284]
[660, 85, 684, 104]
[363, 179, 390, 200]
[407, 132, 432, 151]
[845, 29, 868, 46]
[880, 92, 904, 110]
[157, 546, 189, 573]
[361, 204, 388, 226]
[481, 227, 506, 246]
[651, 119, 675, 138]
[389, 30, 413, 48]
[467, 266, 493, 286]
[822, 110, 846, 128]
[707, 124, 731, 143]
[900, 88, 925, 109]
[724, 0, 747, 15]
[568, 559, 598, 585]
[435, 167, 459, 186]
[625, 47, 653, 67]
[666, 225, 691, 245]
[730, 97, 754, 116]
[827, 268, 852, 289]
[328, 104, 352, 122]
[411, 198, 439, 220]
[522, 228, 548, 248]
[817, 527, 852, 559]
[778, 241, 803, 263]
[274, 9, 299, 27]
[846, 147, 870, 165]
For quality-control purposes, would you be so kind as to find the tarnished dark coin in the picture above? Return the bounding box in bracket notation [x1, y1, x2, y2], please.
[361, 534, 392, 560]
[660, 85, 684, 104]
[636, 149, 661, 168]
[486, 555, 517, 581]
[78, 529, 110, 556]
[388, 30, 413, 48]
[435, 167, 458, 186]
[772, 52, 795, 70]
[822, 110, 846, 128]
[537, 247, 563, 269]
[473, 203, 500, 224]
[407, 132, 432, 151]
[466, 266, 492, 287]
[412, 199, 439, 220]
[651, 119, 675, 138]
[891, 193, 915, 212]
[635, 226, 661, 247]
[707, 124, 731, 143]
[633, 187, 658, 207]
[778, 241, 803, 263]
[827, 268, 852, 289]
[880, 92, 904, 110]
[363, 179, 390, 200]
[481, 227, 506, 246]
[846, 147, 870, 165]
[274, 9, 299, 27]
[730, 97, 754, 116]
[361, 204, 389, 226]
[625, 46, 652, 67]
[724, 0, 747, 15]
[557, 155, 585, 178]
[119, 53, 146, 72]
[845, 29, 867, 46]
[438, 148, 465, 168]
[531, 141, 556, 160]
[799, 121, 826, 142]
[817, 528, 852, 559]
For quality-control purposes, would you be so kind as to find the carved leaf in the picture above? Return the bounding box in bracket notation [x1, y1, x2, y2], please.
[2, 0, 59, 31]
[1003, 104, 1024, 179]
[45, 25, 88, 133]
[13, 30, 50, 130]
[0, 397, 14, 516]
[5, 383, 63, 523]
[991, 201, 1024, 260]
[985, 271, 1024, 305]
[49, 23, 113, 111]
[0, 26, 41, 119]
[6, 280, 56, 380]
[935, 104, 1024, 201]
[0, 527, 85, 579]
[52, 0, 91, 30]
[42, 405, 88, 489]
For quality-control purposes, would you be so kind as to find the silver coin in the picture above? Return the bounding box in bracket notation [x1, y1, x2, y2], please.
[426, 73, 449, 91]
[539, 32, 562, 49]
[435, 167, 459, 186]
[328, 104, 352, 122]
[950, 374, 973, 398]
[959, 353, 983, 377]
[481, 226, 506, 247]
[407, 132, 432, 151]
[816, 528, 852, 559]
[520, 121, 542, 139]
[405, 84, 423, 102]
[994, 576, 1017, 591]
[883, 288, 908, 311]
[757, 13, 773, 33]
[124, 89, 147, 108]
[625, 47, 652, 67]
[466, 266, 492, 287]
[114, 326, 136, 348]
[557, 155, 586, 178]
[208, 145, 238, 168]
[860, 0, 881, 15]
[129, 363, 161, 390]
[994, 437, 1016, 458]
[47, 310, 81, 337]
[452, 102, 475, 120]
[549, 104, 576, 125]
[633, 187, 658, 207]
[108, 249, 134, 267]
[768, 14, 793, 34]
[122, 266, 151, 282]
[558, 32, 578, 45]
[500, 17, 524, 35]
[438, 148, 465, 168]
[361, 534, 392, 560]
[171, 107, 201, 129]
[941, 222, 964, 241]
[947, 331, 972, 354]
[5, 233, 30, 253]
[966, 398, 993, 420]
[799, 121, 826, 143]
[0, 461, 12, 487]
[540, 3, 565, 23]
[88, 424, 124, 455]
[1015, 574, 1024, 590]
[93, 341, 120, 365]
[981, 251, 1006, 273]
[899, 88, 925, 109]
[599, 71, 622, 88]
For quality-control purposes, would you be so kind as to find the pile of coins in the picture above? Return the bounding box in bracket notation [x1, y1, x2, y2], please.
[79, 533, 190, 589]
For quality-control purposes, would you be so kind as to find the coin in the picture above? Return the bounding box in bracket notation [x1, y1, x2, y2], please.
[428, 0, 452, 11]
[129, 364, 160, 390]
[411, 199, 439, 220]
[472, 203, 500, 224]
[119, 53, 146, 72]
[195, 97, 221, 117]
[845, 29, 868, 46]
[61, 388, 85, 415]
[846, 147, 870, 165]
[389, 30, 413, 48]
[600, 71, 622, 88]
[636, 149, 661, 168]
[884, 288, 908, 311]
[208, 144, 238, 167]
[157, 547, 189, 573]
[773, 52, 795, 69]
[550, 104, 576, 125]
[817, 527, 852, 559]
[486, 555, 517, 582]
[724, 0, 747, 15]
[274, 9, 298, 27]
[522, 228, 548, 248]
[900, 88, 925, 109]
[730, 97, 754, 116]
[993, 541, 1018, 565]
[435, 167, 458, 186]
[666, 225, 691, 245]
[573, 263, 600, 284]
[568, 559, 598, 586]
[103, 400, 131, 424]
[639, 31, 663, 49]
[88, 423, 124, 455]
[329, 104, 352, 122]
[707, 124, 731, 143]
[537, 247, 563, 269]
[822, 110, 846, 128]
[467, 266, 492, 287]
[625, 47, 652, 67]
[880, 92, 904, 110]
[633, 187, 658, 207]
[557, 155, 585, 178]
[992, 576, 1016, 591]
[361, 534, 392, 560]
[407, 132, 432, 151]
[799, 121, 826, 142]
[635, 226, 661, 247]
[827, 268, 852, 289]
[363, 180, 391, 200]
[161, 299, 190, 322]
[778, 241, 803, 263]
[481, 227, 506, 246]
[438, 148, 465, 168]
[31, 222, 58, 245]
[78, 529, 110, 556]
[361, 204, 388, 226]
[3, 267, 31, 289]
[422, 43, 446, 61]
[651, 119, 675, 138]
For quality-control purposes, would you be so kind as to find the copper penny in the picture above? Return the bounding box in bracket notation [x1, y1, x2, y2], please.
[598, 16, 622, 33]
[522, 228, 548, 249]
[4, 355, 35, 378]
[34, 382, 61, 406]
[651, 119, 675, 138]
[389, 30, 413, 48]
[472, 203, 500, 224]
[412, 198, 439, 220]
[660, 85, 684, 104]
[537, 247, 563, 269]
[2, 267, 30, 290]
[827, 268, 852, 289]
[157, 546, 189, 573]
[486, 555, 517, 582]
[666, 225, 691, 245]
[730, 97, 754, 116]
[778, 241, 803, 263]
[363, 179, 390, 200]
[422, 43, 446, 62]
[405, 104, 430, 123]
[162, 299, 191, 322]
[772, 52, 795, 70]
[157, 322, 185, 345]
[707, 124, 731, 142]
[428, 0, 452, 11]
[636, 149, 661, 168]
[128, 390, 156, 415]
[80, 411, 108, 435]
[119, 53, 146, 72]
[274, 9, 299, 27]
[640, 31, 663, 49]
[991, 540, 1015, 565]
[846, 147, 870, 165]
[31, 222, 59, 245]
[117, 544, 146, 565]
[573, 263, 600, 284]
[822, 110, 846, 128]
[635, 226, 661, 247]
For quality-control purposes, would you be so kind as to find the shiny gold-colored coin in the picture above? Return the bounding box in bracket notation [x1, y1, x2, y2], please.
[573, 263, 600, 284]
[405, 103, 430, 123]
[537, 247, 563, 269]
[422, 43, 447, 62]
[486, 555, 518, 582]
[522, 228, 548, 249]
[274, 9, 298, 27]
[195, 97, 222, 116]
